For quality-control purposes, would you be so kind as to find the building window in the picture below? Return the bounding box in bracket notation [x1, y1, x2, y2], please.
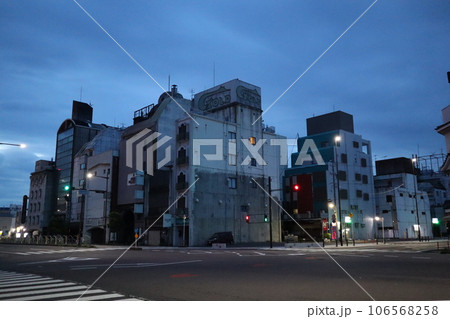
[361, 158, 367, 167]
[339, 189, 348, 200]
[356, 190, 362, 198]
[241, 205, 249, 212]
[386, 195, 392, 203]
[362, 175, 368, 184]
[251, 158, 257, 166]
[249, 136, 256, 145]
[228, 132, 237, 166]
[228, 177, 237, 189]
[355, 173, 361, 181]
[400, 193, 404, 197]
[341, 153, 348, 163]
[79, 179, 85, 188]
[353, 141, 359, 148]
[80, 163, 86, 170]
[411, 210, 415, 214]
[363, 193, 369, 201]
[422, 211, 426, 215]
[338, 170, 347, 181]
[382, 210, 389, 214]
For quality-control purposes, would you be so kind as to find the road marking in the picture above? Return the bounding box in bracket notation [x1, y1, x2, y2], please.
[411, 256, 431, 260]
[0, 279, 63, 288]
[19, 256, 99, 265]
[5, 289, 107, 301]
[0, 282, 76, 293]
[254, 252, 266, 256]
[0, 285, 90, 298]
[0, 270, 139, 301]
[70, 259, 202, 270]
[288, 253, 306, 256]
[66, 293, 132, 301]
[12, 247, 126, 256]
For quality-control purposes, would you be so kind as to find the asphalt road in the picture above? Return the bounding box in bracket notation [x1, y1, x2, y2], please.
[0, 242, 449, 301]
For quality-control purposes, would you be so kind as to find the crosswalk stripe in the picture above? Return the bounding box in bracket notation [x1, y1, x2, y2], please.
[66, 293, 126, 301]
[0, 285, 92, 299]
[0, 277, 53, 285]
[5, 289, 107, 301]
[0, 274, 35, 280]
[0, 275, 37, 282]
[119, 298, 142, 301]
[0, 279, 63, 288]
[0, 282, 76, 293]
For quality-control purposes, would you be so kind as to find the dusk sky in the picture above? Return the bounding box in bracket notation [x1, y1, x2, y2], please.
[0, 0, 449, 206]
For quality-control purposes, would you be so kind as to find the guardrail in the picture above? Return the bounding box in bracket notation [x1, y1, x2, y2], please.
[0, 235, 79, 246]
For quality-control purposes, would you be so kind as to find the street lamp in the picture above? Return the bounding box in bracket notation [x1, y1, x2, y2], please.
[375, 216, 385, 244]
[0, 142, 26, 148]
[411, 156, 421, 241]
[334, 135, 343, 246]
[87, 169, 110, 244]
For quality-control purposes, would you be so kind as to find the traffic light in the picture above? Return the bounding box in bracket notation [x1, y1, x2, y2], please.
[245, 215, 250, 223]
[63, 185, 70, 191]
[64, 194, 71, 202]
[264, 214, 268, 222]
[293, 184, 300, 191]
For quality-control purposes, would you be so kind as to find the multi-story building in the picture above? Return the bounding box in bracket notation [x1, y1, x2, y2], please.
[54, 101, 106, 234]
[71, 127, 123, 244]
[284, 111, 376, 241]
[26, 160, 57, 234]
[118, 80, 286, 246]
[374, 157, 432, 240]
[0, 206, 16, 237]
[435, 104, 450, 233]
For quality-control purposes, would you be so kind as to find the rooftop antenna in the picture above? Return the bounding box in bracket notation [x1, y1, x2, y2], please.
[213, 62, 216, 86]
[80, 86, 83, 101]
[168, 75, 171, 91]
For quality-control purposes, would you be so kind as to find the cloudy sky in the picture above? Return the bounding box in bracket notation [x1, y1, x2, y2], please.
[0, 0, 449, 205]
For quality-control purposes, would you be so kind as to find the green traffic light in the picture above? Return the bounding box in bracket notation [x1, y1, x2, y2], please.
[64, 185, 70, 191]
[264, 215, 268, 222]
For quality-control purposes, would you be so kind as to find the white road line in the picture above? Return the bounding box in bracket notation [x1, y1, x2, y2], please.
[412, 256, 431, 260]
[0, 282, 76, 293]
[0, 274, 34, 280]
[254, 252, 266, 256]
[5, 289, 106, 301]
[0, 285, 89, 299]
[0, 277, 53, 285]
[0, 279, 63, 288]
[120, 298, 142, 301]
[0, 275, 36, 282]
[66, 293, 125, 301]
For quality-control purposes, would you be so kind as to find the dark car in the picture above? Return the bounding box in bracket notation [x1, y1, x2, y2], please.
[207, 231, 234, 246]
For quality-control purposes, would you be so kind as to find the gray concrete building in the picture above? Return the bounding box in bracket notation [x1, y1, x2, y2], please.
[26, 160, 57, 234]
[118, 80, 286, 246]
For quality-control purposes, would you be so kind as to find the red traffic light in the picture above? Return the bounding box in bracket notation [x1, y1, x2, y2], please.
[245, 215, 250, 223]
[293, 184, 300, 191]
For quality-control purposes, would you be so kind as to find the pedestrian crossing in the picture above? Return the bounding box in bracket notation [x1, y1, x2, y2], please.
[0, 270, 142, 301]
[13, 247, 126, 256]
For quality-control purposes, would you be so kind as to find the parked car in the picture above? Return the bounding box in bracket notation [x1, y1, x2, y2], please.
[207, 231, 234, 246]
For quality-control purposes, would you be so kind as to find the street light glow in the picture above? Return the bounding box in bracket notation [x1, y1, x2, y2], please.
[19, 144, 26, 148]
[334, 136, 341, 143]
[374, 216, 381, 221]
[87, 173, 94, 178]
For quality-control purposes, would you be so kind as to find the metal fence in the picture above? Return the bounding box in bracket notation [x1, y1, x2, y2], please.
[0, 235, 79, 246]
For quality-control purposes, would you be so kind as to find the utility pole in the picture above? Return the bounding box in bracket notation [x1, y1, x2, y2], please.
[268, 176, 273, 248]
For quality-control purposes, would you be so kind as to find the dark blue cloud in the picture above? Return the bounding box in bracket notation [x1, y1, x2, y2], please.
[0, 0, 449, 205]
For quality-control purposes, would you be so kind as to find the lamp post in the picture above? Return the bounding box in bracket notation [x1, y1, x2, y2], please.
[375, 216, 385, 244]
[87, 169, 110, 244]
[411, 156, 421, 241]
[0, 142, 26, 148]
[334, 135, 343, 246]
